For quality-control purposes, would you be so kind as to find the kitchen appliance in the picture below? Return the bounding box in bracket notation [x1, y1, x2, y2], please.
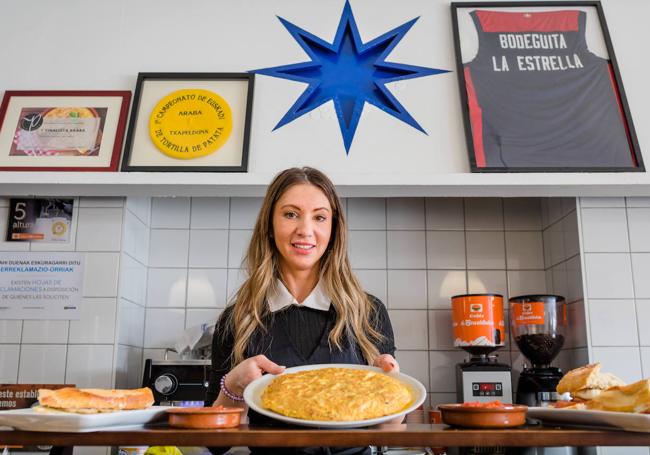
[509, 298, 580, 455]
[510, 295, 567, 407]
[452, 294, 512, 404]
[142, 358, 211, 406]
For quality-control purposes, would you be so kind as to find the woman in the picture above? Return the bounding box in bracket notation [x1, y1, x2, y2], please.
[207, 167, 399, 455]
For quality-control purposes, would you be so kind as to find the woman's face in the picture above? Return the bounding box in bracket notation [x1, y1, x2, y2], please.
[272, 183, 333, 276]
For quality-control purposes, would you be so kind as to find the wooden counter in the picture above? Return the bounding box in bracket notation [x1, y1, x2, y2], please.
[1, 424, 649, 448]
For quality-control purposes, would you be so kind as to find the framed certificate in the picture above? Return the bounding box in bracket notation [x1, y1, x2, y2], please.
[451, 2, 643, 172]
[6, 198, 74, 243]
[0, 91, 130, 171]
[121, 73, 254, 172]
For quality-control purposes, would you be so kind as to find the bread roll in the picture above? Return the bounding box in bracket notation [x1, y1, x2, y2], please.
[556, 363, 625, 399]
[587, 379, 650, 413]
[38, 387, 154, 413]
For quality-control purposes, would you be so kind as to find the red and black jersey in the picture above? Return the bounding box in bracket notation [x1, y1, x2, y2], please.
[464, 10, 634, 169]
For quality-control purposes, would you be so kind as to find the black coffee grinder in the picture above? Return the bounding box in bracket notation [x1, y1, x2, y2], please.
[510, 295, 567, 407]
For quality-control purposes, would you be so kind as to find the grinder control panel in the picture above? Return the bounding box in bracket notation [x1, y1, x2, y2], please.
[457, 368, 513, 404]
[472, 381, 503, 397]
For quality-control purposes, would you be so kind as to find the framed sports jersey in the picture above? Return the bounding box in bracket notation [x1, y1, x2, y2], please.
[451, 2, 643, 173]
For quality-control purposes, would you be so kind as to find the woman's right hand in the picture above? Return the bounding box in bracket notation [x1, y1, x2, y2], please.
[224, 354, 285, 396]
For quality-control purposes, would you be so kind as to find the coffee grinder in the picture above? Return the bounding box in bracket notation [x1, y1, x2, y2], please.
[452, 294, 513, 404]
[510, 294, 568, 407]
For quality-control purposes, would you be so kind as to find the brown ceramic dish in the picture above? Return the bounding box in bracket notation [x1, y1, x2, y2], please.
[167, 406, 245, 429]
[438, 403, 528, 428]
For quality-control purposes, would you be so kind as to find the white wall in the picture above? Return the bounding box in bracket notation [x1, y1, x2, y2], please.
[141, 196, 550, 408]
[1, 195, 552, 408]
[0, 197, 122, 389]
[115, 197, 151, 389]
[580, 197, 650, 381]
[578, 197, 650, 455]
[0, 196, 152, 393]
[6, 195, 649, 455]
[0, 197, 124, 455]
[540, 199, 589, 378]
[0, 0, 647, 176]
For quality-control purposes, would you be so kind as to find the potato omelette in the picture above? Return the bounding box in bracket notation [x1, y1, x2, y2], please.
[261, 367, 412, 421]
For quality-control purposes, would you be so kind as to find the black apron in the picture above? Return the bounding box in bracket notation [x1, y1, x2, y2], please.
[244, 306, 372, 455]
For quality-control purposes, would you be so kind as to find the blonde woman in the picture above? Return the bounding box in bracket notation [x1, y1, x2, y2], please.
[207, 167, 398, 455]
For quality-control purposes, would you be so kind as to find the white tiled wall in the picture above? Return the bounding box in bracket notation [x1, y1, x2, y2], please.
[0, 198, 596, 414]
[143, 197, 230, 367]
[0, 197, 124, 394]
[0, 197, 125, 455]
[540, 198, 588, 376]
[1, 194, 647, 452]
[579, 197, 650, 455]
[115, 197, 151, 389]
[137, 196, 552, 408]
[579, 197, 650, 382]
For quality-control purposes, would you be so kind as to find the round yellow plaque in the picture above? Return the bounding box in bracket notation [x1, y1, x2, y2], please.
[149, 89, 233, 160]
[51, 221, 67, 237]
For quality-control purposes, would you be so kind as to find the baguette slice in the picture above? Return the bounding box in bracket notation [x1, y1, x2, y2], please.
[556, 363, 625, 397]
[586, 379, 650, 413]
[38, 387, 154, 413]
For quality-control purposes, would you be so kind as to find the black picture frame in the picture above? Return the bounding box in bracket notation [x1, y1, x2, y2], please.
[121, 72, 254, 172]
[451, 1, 643, 173]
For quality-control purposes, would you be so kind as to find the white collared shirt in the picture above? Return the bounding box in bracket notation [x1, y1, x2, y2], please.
[267, 279, 331, 313]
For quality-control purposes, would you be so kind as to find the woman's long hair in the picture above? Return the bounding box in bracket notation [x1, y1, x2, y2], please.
[226, 167, 383, 366]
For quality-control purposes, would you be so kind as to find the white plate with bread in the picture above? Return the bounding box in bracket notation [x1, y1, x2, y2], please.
[0, 405, 171, 432]
[528, 407, 649, 433]
[0, 386, 170, 432]
[528, 363, 650, 432]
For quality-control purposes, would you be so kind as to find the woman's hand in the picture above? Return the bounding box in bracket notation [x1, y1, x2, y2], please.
[224, 354, 286, 396]
[373, 354, 404, 425]
[374, 353, 400, 373]
[374, 354, 405, 425]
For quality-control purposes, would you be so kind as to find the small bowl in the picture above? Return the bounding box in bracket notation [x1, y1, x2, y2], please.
[166, 406, 245, 429]
[438, 403, 528, 428]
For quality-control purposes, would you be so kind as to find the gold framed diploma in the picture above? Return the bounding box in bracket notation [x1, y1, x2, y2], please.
[121, 73, 254, 172]
[0, 91, 130, 171]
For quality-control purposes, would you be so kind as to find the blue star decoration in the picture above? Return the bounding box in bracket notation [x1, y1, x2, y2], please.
[253, 1, 450, 153]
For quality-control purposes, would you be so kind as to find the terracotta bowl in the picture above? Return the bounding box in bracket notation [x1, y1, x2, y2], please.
[438, 403, 528, 428]
[166, 406, 245, 429]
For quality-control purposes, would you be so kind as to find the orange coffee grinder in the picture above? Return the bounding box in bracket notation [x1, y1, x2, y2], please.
[452, 294, 512, 404]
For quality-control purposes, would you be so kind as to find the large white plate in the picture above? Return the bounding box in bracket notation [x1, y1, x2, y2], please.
[527, 407, 650, 433]
[243, 363, 427, 429]
[0, 406, 171, 432]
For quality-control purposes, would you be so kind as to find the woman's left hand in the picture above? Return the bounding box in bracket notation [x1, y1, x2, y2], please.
[373, 354, 405, 425]
[374, 354, 400, 373]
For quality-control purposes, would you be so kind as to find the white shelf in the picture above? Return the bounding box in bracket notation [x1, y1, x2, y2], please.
[1, 171, 650, 197]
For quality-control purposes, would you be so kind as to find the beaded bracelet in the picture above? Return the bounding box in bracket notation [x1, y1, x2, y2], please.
[220, 374, 245, 402]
